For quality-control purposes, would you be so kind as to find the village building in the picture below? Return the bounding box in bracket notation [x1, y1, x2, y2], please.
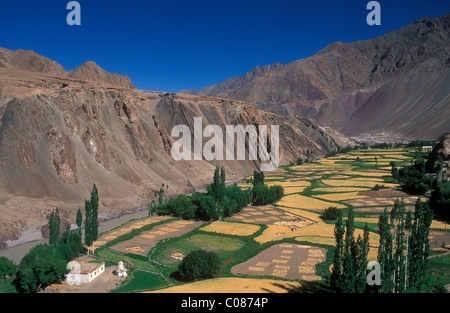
[66, 256, 105, 284]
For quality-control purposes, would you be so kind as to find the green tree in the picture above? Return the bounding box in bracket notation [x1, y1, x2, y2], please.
[209, 166, 226, 203]
[84, 199, 93, 246]
[377, 198, 433, 293]
[378, 208, 394, 293]
[84, 184, 100, 247]
[252, 171, 265, 187]
[330, 214, 345, 291]
[90, 184, 99, 242]
[48, 208, 60, 247]
[330, 207, 370, 293]
[178, 250, 220, 281]
[224, 185, 251, 214]
[0, 257, 16, 279]
[193, 193, 220, 221]
[76, 208, 82, 230]
[56, 229, 83, 262]
[15, 244, 68, 293]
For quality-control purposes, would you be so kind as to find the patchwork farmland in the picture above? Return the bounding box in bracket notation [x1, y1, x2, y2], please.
[89, 148, 449, 293]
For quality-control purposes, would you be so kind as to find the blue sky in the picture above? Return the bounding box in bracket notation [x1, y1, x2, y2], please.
[1, 1, 449, 92]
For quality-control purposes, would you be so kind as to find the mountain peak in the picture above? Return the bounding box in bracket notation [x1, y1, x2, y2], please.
[67, 60, 136, 89]
[0, 47, 136, 89]
[179, 62, 284, 97]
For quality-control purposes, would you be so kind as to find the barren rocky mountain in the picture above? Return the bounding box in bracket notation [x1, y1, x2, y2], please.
[67, 61, 136, 89]
[0, 51, 351, 248]
[185, 13, 450, 140]
[180, 62, 284, 98]
[0, 48, 135, 89]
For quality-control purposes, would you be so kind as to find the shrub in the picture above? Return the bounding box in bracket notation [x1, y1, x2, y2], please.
[252, 183, 284, 206]
[372, 184, 387, 191]
[321, 207, 342, 221]
[223, 185, 251, 214]
[191, 193, 220, 221]
[177, 250, 220, 281]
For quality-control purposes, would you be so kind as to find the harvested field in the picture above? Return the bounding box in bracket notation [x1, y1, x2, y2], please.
[429, 231, 450, 251]
[341, 171, 389, 177]
[266, 181, 311, 188]
[313, 192, 368, 201]
[231, 243, 327, 281]
[200, 221, 261, 237]
[344, 197, 421, 208]
[109, 220, 204, 256]
[92, 215, 172, 250]
[277, 194, 346, 211]
[148, 277, 301, 293]
[227, 206, 310, 226]
[322, 179, 397, 188]
[283, 186, 308, 194]
[311, 187, 370, 193]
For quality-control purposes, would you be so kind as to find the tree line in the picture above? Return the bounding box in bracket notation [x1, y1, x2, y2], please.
[391, 155, 450, 222]
[153, 167, 284, 221]
[330, 198, 434, 293]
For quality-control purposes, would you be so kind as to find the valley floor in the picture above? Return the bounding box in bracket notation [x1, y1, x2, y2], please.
[30, 148, 450, 293]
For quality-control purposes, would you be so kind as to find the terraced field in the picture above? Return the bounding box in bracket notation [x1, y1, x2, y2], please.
[92, 147, 449, 293]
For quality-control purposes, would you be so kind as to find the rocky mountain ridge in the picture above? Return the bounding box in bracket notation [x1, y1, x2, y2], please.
[182, 13, 450, 140]
[0, 47, 135, 89]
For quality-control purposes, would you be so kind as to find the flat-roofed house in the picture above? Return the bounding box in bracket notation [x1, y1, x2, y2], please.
[66, 256, 105, 284]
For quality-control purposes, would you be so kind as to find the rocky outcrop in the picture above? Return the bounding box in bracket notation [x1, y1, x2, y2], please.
[427, 134, 450, 181]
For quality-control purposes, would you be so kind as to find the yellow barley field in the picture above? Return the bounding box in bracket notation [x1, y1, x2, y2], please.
[254, 225, 295, 244]
[430, 219, 450, 230]
[311, 187, 371, 193]
[266, 181, 311, 188]
[148, 277, 301, 293]
[342, 171, 389, 177]
[277, 194, 346, 211]
[276, 207, 323, 222]
[313, 192, 368, 201]
[354, 217, 381, 224]
[352, 177, 385, 181]
[282, 186, 308, 194]
[322, 179, 397, 188]
[200, 221, 260, 236]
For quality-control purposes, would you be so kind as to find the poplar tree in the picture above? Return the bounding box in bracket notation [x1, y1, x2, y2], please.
[377, 198, 432, 293]
[330, 207, 369, 293]
[76, 208, 82, 230]
[90, 184, 99, 242]
[49, 208, 60, 247]
[210, 166, 226, 203]
[84, 199, 93, 247]
[378, 208, 394, 293]
[330, 214, 345, 291]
